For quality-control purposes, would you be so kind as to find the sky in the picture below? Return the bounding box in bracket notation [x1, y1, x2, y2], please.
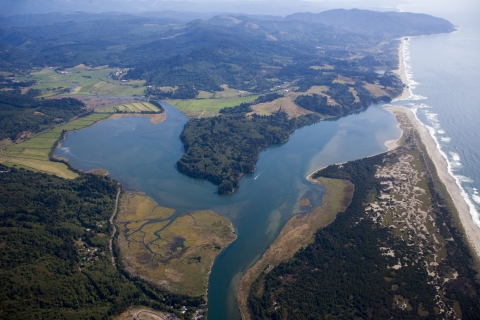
[1, 0, 479, 22]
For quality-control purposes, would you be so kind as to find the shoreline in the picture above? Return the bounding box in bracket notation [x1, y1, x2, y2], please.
[392, 37, 411, 101]
[384, 121, 404, 151]
[386, 106, 480, 260]
[388, 35, 480, 259]
[237, 177, 355, 320]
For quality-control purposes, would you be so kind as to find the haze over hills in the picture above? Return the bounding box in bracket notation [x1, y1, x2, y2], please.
[0, 0, 406, 16]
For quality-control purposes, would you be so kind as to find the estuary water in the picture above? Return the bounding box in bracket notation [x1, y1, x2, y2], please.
[55, 103, 400, 319]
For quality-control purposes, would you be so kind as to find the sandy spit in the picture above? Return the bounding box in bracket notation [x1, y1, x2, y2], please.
[384, 121, 404, 151]
[386, 106, 480, 260]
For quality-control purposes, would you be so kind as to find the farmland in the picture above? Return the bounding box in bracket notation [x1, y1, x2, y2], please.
[1, 113, 110, 178]
[168, 95, 259, 117]
[18, 65, 146, 97]
[97, 102, 161, 113]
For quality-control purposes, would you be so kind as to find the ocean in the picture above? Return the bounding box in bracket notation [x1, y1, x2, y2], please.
[390, 5, 480, 228]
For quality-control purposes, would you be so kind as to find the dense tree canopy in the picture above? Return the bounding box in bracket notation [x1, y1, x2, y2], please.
[0, 89, 87, 140]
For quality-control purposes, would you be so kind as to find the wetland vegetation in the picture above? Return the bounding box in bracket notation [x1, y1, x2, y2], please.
[116, 193, 236, 297]
[238, 177, 354, 318]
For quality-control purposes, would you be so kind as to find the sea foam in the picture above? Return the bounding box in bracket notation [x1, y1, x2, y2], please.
[394, 35, 479, 228]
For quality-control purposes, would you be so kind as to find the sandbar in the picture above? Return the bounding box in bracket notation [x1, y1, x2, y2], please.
[386, 106, 480, 260]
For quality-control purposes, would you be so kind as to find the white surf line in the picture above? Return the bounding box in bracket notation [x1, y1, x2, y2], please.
[394, 35, 480, 233]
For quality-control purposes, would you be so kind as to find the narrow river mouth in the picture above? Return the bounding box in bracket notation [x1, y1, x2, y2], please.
[55, 102, 401, 319]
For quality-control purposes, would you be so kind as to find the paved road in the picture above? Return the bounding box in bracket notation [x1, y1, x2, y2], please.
[109, 186, 121, 268]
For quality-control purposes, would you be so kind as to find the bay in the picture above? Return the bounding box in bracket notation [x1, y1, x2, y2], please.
[55, 102, 400, 319]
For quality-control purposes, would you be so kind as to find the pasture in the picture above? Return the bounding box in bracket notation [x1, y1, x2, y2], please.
[2, 113, 110, 178]
[19, 65, 146, 97]
[168, 95, 259, 117]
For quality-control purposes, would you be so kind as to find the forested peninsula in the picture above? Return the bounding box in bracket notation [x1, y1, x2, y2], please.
[245, 110, 480, 319]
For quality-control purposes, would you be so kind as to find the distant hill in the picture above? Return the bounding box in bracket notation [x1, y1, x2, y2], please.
[0, 8, 456, 92]
[284, 9, 456, 37]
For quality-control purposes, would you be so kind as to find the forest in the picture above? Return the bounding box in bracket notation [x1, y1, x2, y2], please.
[0, 165, 203, 319]
[247, 146, 480, 319]
[178, 111, 320, 194]
[0, 89, 87, 141]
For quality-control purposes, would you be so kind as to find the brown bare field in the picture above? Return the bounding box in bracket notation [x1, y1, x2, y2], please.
[306, 85, 329, 95]
[237, 177, 354, 320]
[86, 168, 109, 176]
[116, 192, 236, 297]
[108, 111, 166, 124]
[364, 83, 389, 97]
[334, 75, 355, 84]
[248, 94, 312, 119]
[349, 87, 361, 102]
[304, 86, 339, 106]
[309, 65, 334, 70]
[0, 138, 12, 148]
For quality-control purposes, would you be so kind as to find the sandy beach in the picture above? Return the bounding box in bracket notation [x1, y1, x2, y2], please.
[392, 38, 411, 101]
[384, 121, 403, 151]
[388, 36, 480, 259]
[387, 106, 480, 260]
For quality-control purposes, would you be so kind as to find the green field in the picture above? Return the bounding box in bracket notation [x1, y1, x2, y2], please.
[97, 102, 160, 113]
[169, 95, 259, 117]
[19, 66, 146, 97]
[1, 113, 110, 178]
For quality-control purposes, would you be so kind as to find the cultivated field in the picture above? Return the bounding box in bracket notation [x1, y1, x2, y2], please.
[97, 102, 161, 113]
[18, 65, 146, 97]
[168, 95, 259, 117]
[1, 113, 109, 178]
[116, 192, 236, 297]
[56, 96, 136, 110]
